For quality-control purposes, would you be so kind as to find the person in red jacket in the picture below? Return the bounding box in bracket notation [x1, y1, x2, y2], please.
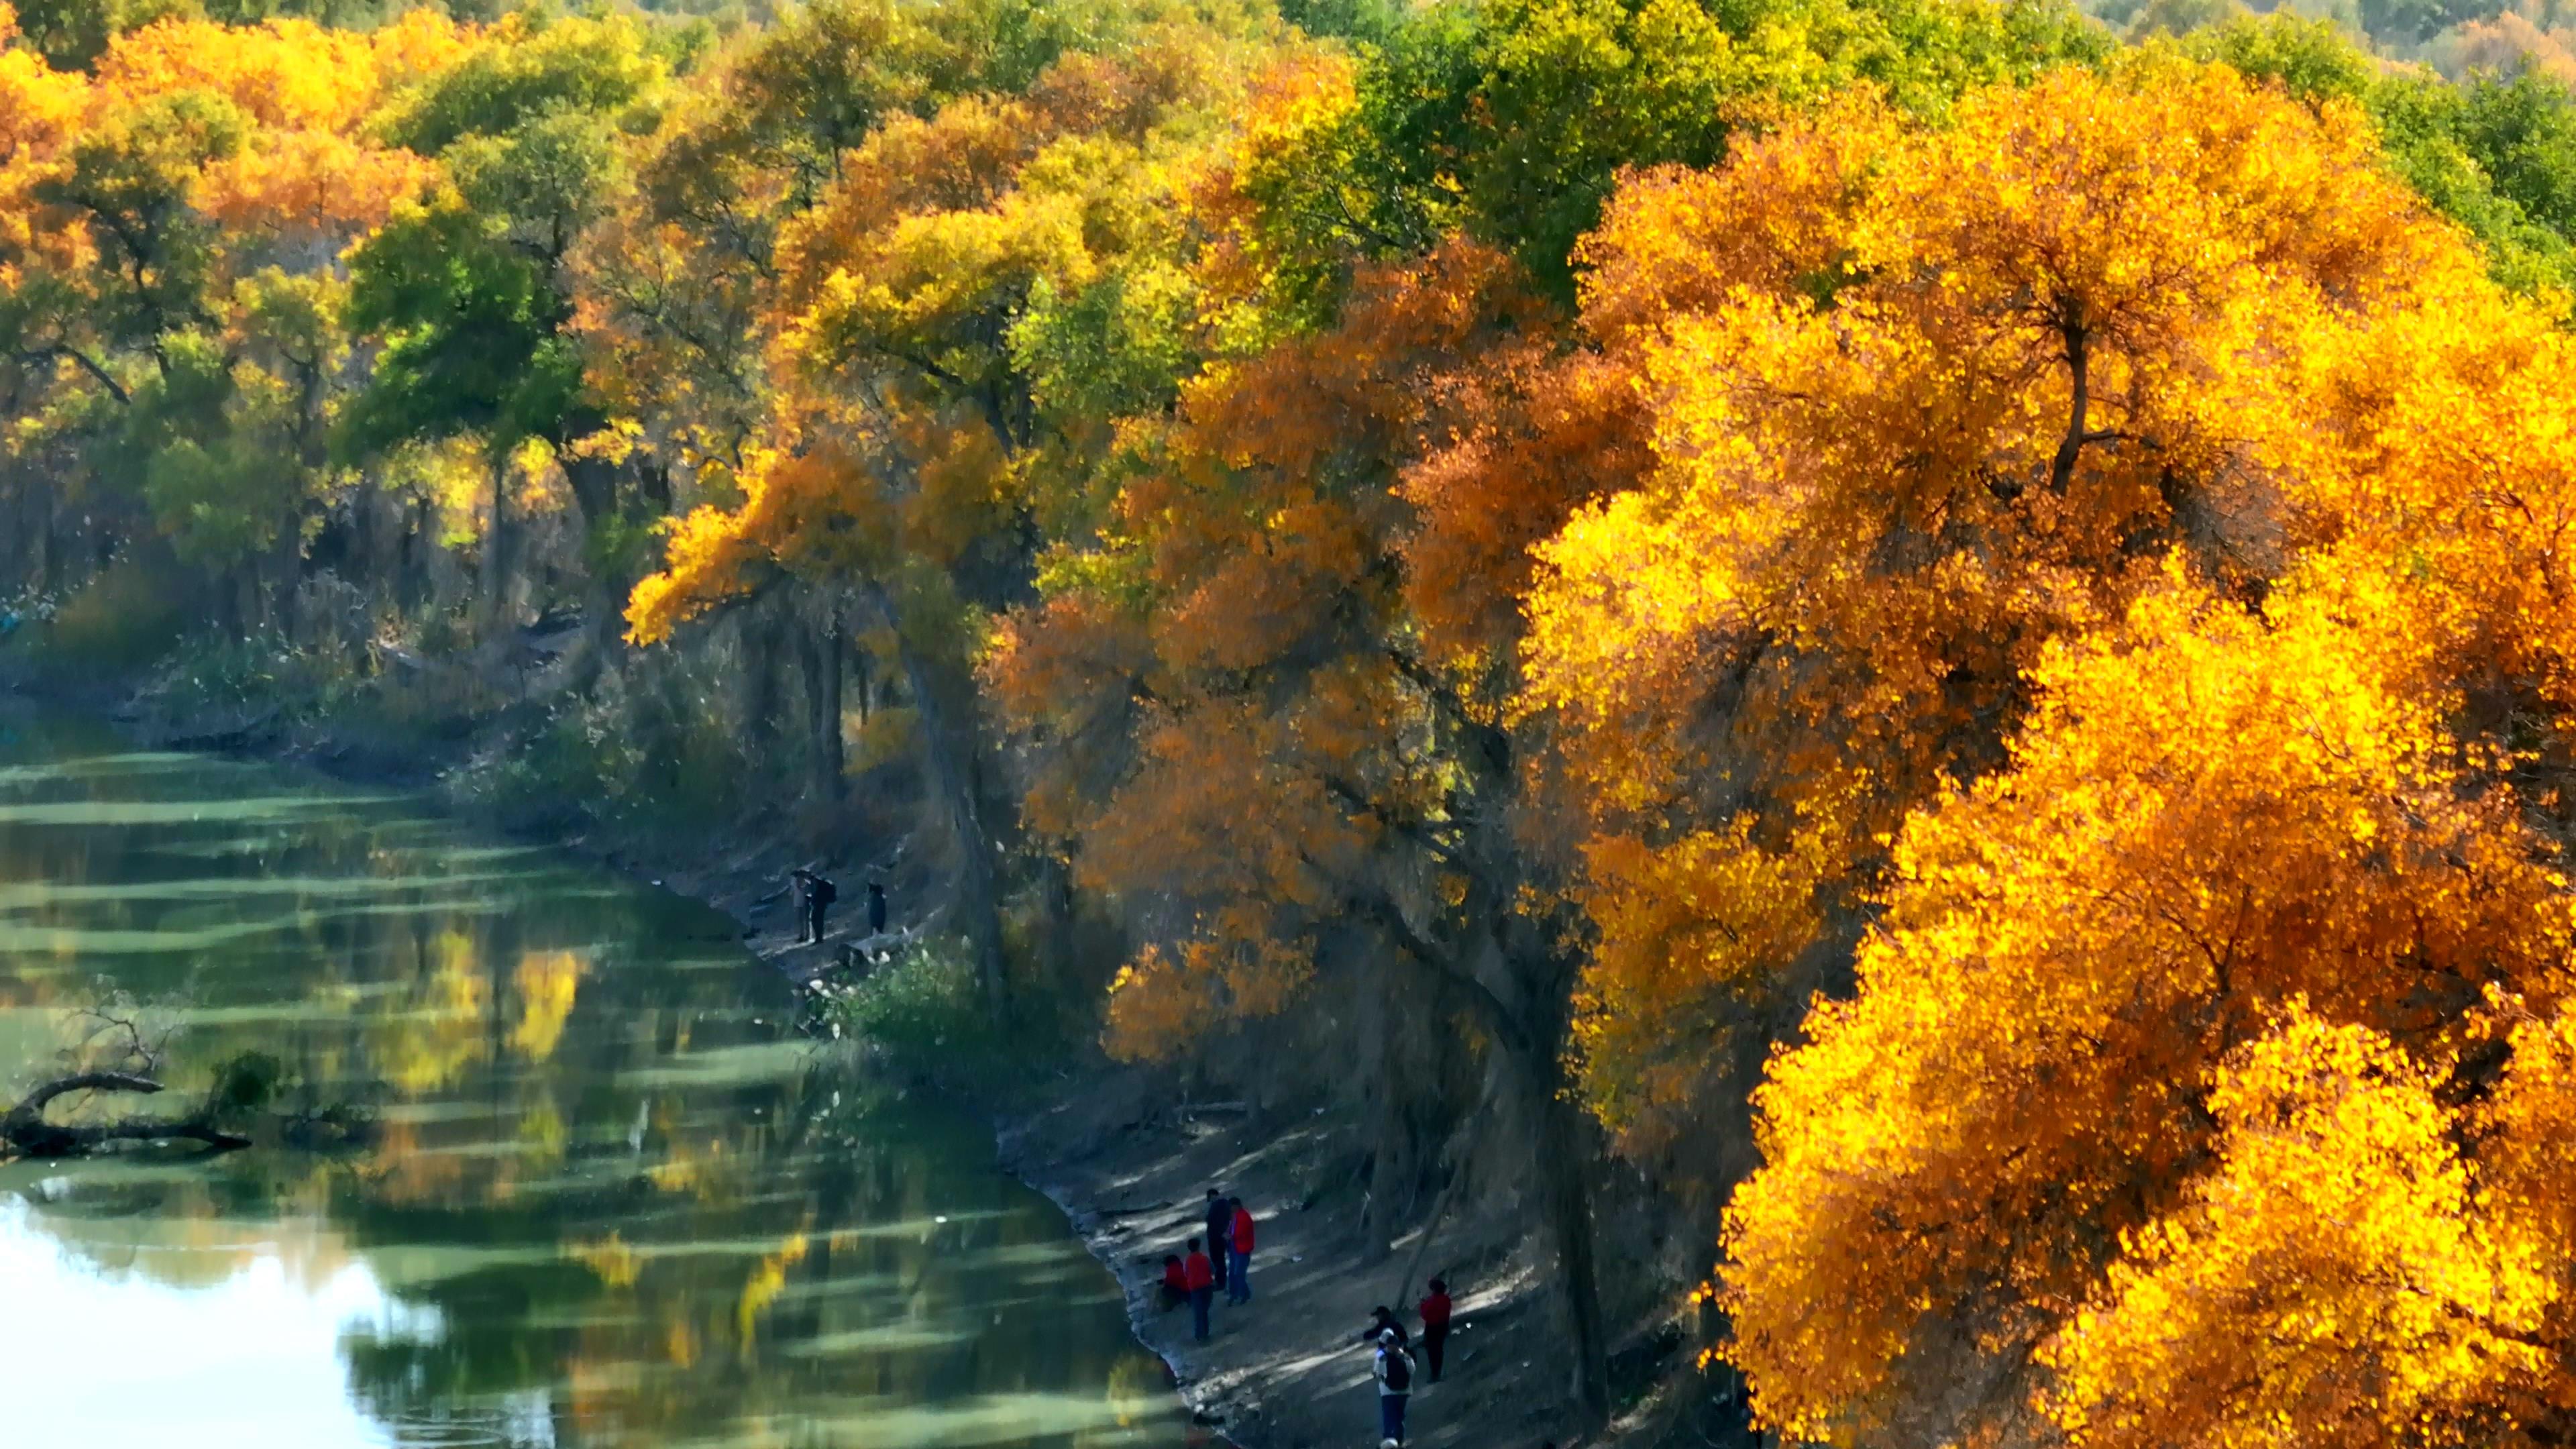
[1418, 1277, 1453, 1382]
[1226, 1199, 1256, 1304]
[1183, 1237, 1216, 1341]
[1159, 1253, 1189, 1311]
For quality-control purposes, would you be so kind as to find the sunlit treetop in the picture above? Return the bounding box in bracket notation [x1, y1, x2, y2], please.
[1711, 57, 2576, 1449]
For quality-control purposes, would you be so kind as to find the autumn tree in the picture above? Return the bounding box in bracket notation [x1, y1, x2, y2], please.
[339, 11, 671, 635]
[1513, 60, 2474, 1186]
[624, 13, 1274, 1005]
[1, 10, 455, 625]
[1706, 60, 2576, 1448]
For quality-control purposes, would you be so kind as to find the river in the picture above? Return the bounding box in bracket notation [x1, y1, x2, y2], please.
[0, 708, 1189, 1449]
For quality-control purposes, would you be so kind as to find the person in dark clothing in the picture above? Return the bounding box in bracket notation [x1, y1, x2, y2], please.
[792, 869, 838, 944]
[867, 880, 888, 934]
[1159, 1253, 1189, 1311]
[1203, 1189, 1232, 1292]
[1183, 1237, 1216, 1341]
[1418, 1277, 1452, 1381]
[1362, 1305, 1411, 1348]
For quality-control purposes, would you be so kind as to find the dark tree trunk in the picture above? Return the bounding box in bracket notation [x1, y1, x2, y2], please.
[482, 452, 514, 639]
[1523, 1044, 1613, 1425]
[863, 580, 1010, 1016]
[563, 451, 624, 695]
[743, 594, 784, 765]
[1362, 974, 1419, 1265]
[802, 600, 845, 802]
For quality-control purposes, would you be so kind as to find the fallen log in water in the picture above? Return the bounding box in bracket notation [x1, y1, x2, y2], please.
[1, 1070, 252, 1159]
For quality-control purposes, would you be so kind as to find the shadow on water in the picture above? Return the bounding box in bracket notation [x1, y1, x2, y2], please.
[0, 708, 1192, 1449]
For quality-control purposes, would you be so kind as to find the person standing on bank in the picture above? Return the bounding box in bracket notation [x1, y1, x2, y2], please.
[1373, 1326, 1414, 1444]
[1226, 1197, 1255, 1304]
[1183, 1236, 1216, 1342]
[792, 868, 837, 945]
[867, 879, 888, 935]
[1418, 1277, 1452, 1382]
[1203, 1188, 1232, 1293]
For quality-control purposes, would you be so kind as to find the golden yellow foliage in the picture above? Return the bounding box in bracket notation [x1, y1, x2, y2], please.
[2042, 1010, 2551, 1449]
[1524, 58, 2481, 1156]
[1715, 66, 2576, 1442]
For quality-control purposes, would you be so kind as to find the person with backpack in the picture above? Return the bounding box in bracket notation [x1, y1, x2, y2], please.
[1418, 1277, 1453, 1382]
[1183, 1237, 1216, 1342]
[1373, 1326, 1414, 1444]
[792, 867, 838, 944]
[1226, 1197, 1256, 1304]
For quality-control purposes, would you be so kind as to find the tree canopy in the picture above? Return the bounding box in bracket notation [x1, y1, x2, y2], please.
[24, 0, 2576, 1440]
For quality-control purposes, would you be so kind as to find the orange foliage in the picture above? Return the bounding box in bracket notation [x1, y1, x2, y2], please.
[1523, 60, 2471, 1153]
[195, 129, 437, 242]
[95, 18, 386, 133]
[1715, 60, 2576, 1449]
[991, 236, 1579, 1057]
[627, 34, 1256, 645]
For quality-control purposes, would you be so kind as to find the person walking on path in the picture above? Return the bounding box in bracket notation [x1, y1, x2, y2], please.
[1373, 1326, 1415, 1444]
[1203, 1189, 1232, 1293]
[1183, 1238, 1216, 1342]
[1225, 1199, 1255, 1303]
[1362, 1305, 1410, 1348]
[1418, 1277, 1452, 1382]
[792, 868, 839, 945]
[867, 880, 888, 935]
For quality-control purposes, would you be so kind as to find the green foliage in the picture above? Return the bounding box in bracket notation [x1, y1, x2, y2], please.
[340, 194, 574, 455]
[812, 936, 1024, 1083]
[36, 91, 248, 345]
[1330, 0, 2108, 299]
[446, 107, 623, 266]
[150, 631, 366, 722]
[379, 13, 666, 157]
[40, 559, 191, 670]
[2190, 13, 2576, 295]
[207, 1051, 285, 1116]
[440, 663, 760, 833]
[8, 0, 195, 71]
[1279, 0, 1405, 40]
[1010, 266, 1201, 426]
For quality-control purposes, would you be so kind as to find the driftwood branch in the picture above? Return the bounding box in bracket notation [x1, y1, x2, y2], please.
[1, 1071, 251, 1159]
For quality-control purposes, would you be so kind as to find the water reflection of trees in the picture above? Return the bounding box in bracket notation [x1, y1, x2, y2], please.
[0, 718, 1180, 1449]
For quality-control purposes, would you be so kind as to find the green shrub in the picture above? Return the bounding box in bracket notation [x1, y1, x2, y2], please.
[152, 633, 365, 722]
[812, 936, 1020, 1085]
[40, 561, 188, 672]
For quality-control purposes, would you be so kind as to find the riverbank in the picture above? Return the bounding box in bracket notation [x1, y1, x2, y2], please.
[998, 1077, 1586, 1449]
[0, 669, 1660, 1449]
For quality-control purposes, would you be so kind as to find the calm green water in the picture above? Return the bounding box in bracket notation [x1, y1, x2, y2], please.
[0, 709, 1184, 1449]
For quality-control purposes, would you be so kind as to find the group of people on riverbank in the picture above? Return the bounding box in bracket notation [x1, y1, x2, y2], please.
[1156, 1186, 1460, 1448]
[788, 866, 885, 945]
[1362, 1282, 1451, 1446]
[1159, 1187, 1257, 1342]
